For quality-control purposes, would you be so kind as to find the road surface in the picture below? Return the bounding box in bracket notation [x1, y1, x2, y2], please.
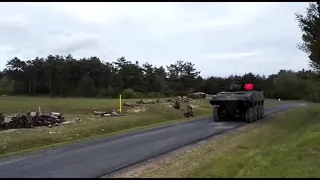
[0, 101, 304, 178]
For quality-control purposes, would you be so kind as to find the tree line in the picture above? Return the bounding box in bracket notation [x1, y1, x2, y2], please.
[0, 3, 319, 102]
[0, 55, 319, 102]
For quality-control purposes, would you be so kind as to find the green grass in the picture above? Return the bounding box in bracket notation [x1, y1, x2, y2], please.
[132, 105, 320, 178]
[0, 96, 212, 157]
[0, 96, 136, 114]
[0, 96, 281, 159]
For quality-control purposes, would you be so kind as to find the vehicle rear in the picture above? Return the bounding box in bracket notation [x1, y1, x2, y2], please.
[210, 91, 252, 118]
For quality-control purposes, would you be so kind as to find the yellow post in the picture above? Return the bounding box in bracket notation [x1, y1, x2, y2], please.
[119, 94, 122, 113]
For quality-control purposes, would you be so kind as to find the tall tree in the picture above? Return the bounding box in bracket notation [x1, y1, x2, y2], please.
[295, 2, 320, 74]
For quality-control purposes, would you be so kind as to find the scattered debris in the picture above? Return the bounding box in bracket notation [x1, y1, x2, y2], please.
[136, 100, 149, 104]
[187, 92, 206, 99]
[184, 104, 194, 118]
[127, 107, 146, 113]
[166, 96, 191, 103]
[123, 102, 139, 107]
[0, 111, 65, 130]
[0, 129, 18, 134]
[93, 111, 105, 116]
[93, 96, 200, 118]
[166, 98, 174, 102]
[174, 101, 180, 109]
[163, 95, 200, 118]
[93, 110, 122, 117]
[190, 104, 199, 109]
[61, 118, 80, 125]
[136, 99, 161, 104]
[49, 131, 61, 134]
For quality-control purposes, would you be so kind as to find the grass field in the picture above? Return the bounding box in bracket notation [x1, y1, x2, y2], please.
[129, 105, 320, 178]
[0, 96, 282, 158]
[0, 96, 213, 157]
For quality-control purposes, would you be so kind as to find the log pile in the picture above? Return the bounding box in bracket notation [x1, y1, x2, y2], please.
[0, 112, 65, 130]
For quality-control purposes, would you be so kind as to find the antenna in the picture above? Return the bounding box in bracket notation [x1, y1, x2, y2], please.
[259, 67, 262, 76]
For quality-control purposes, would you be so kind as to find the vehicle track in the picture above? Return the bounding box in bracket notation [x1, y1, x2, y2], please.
[0, 101, 304, 178]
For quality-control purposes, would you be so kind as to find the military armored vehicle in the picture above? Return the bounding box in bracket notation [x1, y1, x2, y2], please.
[209, 80, 265, 123]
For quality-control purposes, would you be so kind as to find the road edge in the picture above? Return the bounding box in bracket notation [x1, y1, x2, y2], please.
[102, 103, 308, 178]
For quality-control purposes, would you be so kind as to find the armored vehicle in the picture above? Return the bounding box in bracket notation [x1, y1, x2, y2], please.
[209, 81, 265, 123]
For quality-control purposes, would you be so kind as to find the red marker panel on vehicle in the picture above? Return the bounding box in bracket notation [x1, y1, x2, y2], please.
[244, 83, 254, 91]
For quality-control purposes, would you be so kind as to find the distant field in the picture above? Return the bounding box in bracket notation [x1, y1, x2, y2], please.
[1, 96, 138, 114]
[0, 96, 283, 158]
[130, 105, 320, 178]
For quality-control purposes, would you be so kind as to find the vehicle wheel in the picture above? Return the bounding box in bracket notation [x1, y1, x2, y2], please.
[260, 104, 264, 118]
[245, 107, 254, 123]
[253, 106, 258, 121]
[256, 105, 261, 120]
[213, 107, 223, 122]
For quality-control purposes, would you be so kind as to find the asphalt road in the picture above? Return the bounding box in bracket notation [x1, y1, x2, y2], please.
[0, 101, 304, 178]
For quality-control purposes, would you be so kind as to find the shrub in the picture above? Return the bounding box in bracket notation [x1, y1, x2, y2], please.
[122, 88, 138, 99]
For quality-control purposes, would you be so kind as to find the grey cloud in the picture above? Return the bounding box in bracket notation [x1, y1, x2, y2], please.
[0, 2, 312, 77]
[49, 32, 100, 55]
[0, 3, 102, 64]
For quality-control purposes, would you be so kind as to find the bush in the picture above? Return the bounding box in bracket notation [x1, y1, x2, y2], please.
[305, 92, 320, 102]
[0, 77, 15, 95]
[122, 88, 138, 99]
[272, 72, 320, 102]
[96, 88, 107, 98]
[134, 91, 144, 99]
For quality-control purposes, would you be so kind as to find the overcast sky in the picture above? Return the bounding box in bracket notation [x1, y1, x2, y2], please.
[0, 2, 311, 77]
